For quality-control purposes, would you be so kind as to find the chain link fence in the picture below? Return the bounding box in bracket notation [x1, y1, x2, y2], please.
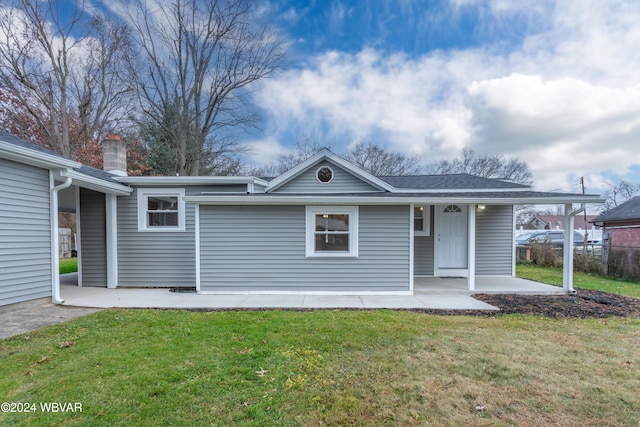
[604, 245, 640, 281]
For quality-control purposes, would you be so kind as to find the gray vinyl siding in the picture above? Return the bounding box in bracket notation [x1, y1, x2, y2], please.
[0, 159, 52, 305]
[80, 188, 107, 286]
[199, 205, 410, 292]
[273, 160, 382, 193]
[475, 205, 514, 275]
[116, 186, 196, 287]
[414, 207, 435, 275]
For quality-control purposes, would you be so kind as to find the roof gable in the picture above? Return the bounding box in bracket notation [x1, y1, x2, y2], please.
[266, 149, 395, 193]
[271, 159, 384, 194]
[528, 214, 598, 230]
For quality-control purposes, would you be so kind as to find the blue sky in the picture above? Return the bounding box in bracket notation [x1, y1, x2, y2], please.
[241, 0, 640, 194]
[20, 0, 637, 194]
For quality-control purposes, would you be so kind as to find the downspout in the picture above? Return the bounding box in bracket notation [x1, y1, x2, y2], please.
[563, 203, 586, 293]
[50, 171, 73, 304]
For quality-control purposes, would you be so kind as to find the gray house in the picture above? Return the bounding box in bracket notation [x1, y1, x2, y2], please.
[0, 131, 602, 307]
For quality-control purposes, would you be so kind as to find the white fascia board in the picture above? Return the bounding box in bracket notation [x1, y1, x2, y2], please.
[392, 187, 531, 193]
[184, 194, 604, 205]
[266, 149, 396, 193]
[117, 176, 266, 186]
[0, 141, 80, 170]
[61, 170, 133, 195]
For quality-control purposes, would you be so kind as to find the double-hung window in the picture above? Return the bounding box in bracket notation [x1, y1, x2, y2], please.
[305, 206, 358, 257]
[137, 188, 186, 232]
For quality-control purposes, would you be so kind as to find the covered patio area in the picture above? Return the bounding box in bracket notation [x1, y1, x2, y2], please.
[414, 276, 566, 295]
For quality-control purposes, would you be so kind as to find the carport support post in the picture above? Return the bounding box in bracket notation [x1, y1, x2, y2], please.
[563, 203, 585, 293]
[467, 204, 476, 291]
[106, 194, 118, 289]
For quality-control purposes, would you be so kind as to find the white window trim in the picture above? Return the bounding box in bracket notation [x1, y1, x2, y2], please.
[315, 166, 334, 184]
[414, 204, 431, 236]
[305, 206, 358, 257]
[137, 188, 186, 232]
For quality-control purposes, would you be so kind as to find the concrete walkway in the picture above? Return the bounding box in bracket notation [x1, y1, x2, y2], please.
[57, 273, 568, 311]
[0, 299, 100, 339]
[2, 274, 565, 339]
[60, 284, 499, 311]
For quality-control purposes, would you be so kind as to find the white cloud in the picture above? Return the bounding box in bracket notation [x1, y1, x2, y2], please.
[251, 0, 640, 191]
[466, 75, 640, 191]
[244, 137, 290, 165]
[254, 48, 479, 156]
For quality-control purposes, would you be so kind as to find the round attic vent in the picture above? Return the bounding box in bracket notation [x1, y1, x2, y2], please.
[316, 166, 333, 183]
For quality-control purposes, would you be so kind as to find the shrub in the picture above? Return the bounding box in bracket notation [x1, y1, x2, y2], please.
[530, 243, 561, 268]
[573, 252, 606, 276]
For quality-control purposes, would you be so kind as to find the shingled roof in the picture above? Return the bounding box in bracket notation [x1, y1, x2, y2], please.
[0, 130, 123, 186]
[0, 130, 61, 157]
[378, 174, 529, 190]
[592, 196, 640, 224]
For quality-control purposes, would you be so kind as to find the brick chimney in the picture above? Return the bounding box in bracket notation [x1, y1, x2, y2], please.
[103, 135, 127, 176]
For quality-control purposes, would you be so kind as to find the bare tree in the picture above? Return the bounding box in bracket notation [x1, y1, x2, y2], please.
[73, 16, 135, 146]
[602, 180, 640, 211]
[246, 136, 326, 177]
[121, 0, 286, 176]
[425, 148, 534, 224]
[424, 148, 533, 185]
[345, 141, 422, 176]
[248, 138, 424, 177]
[0, 0, 133, 158]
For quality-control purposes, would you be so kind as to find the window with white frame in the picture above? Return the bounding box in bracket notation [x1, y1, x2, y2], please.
[305, 206, 358, 257]
[137, 188, 186, 232]
[413, 205, 431, 236]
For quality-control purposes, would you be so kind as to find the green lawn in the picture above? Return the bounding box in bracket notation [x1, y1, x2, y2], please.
[59, 258, 78, 275]
[1, 310, 639, 426]
[516, 264, 640, 298]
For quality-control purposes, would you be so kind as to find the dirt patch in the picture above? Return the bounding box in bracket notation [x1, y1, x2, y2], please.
[472, 288, 640, 319]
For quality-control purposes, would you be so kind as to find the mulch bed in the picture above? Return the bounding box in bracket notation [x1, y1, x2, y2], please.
[471, 288, 640, 319]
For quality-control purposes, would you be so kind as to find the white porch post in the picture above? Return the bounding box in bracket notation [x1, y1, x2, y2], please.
[467, 204, 476, 291]
[409, 204, 415, 292]
[75, 186, 83, 287]
[194, 204, 201, 292]
[562, 203, 584, 293]
[105, 194, 118, 289]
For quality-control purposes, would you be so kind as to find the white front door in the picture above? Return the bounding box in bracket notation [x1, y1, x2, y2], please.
[435, 204, 468, 276]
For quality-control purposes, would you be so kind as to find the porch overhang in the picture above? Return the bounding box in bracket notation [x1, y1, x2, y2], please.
[58, 169, 132, 195]
[184, 192, 603, 206]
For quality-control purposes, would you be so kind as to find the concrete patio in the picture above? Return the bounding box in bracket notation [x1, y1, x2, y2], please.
[59, 274, 565, 311]
[414, 276, 567, 295]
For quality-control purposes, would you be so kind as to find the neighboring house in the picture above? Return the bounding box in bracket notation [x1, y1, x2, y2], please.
[0, 131, 602, 307]
[592, 196, 640, 249]
[524, 215, 599, 231]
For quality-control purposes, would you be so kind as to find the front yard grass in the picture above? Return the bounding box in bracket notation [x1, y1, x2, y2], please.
[1, 309, 639, 426]
[517, 263, 640, 298]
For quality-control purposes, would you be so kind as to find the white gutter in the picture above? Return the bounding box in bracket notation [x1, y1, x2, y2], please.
[0, 140, 80, 170]
[116, 175, 268, 187]
[50, 170, 73, 304]
[563, 203, 586, 293]
[184, 194, 604, 206]
[62, 169, 132, 195]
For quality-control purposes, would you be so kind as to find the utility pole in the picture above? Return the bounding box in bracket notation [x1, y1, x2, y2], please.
[580, 177, 589, 253]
